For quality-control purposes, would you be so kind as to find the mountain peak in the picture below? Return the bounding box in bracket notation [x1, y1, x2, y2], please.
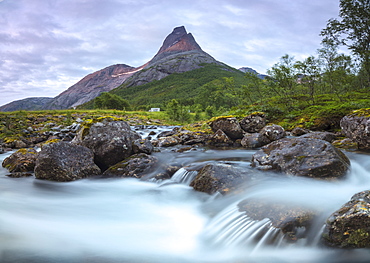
[154, 26, 202, 57]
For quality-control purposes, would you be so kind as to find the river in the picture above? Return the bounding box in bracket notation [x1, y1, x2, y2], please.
[1, 135, 370, 262]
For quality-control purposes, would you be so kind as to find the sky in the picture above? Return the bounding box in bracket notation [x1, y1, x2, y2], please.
[0, 0, 342, 106]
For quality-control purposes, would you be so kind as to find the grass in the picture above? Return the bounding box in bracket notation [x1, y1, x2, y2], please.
[1, 90, 370, 144]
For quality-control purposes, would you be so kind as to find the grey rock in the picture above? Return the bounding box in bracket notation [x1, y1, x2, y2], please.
[340, 111, 370, 149]
[240, 113, 266, 133]
[73, 119, 141, 170]
[251, 137, 350, 179]
[322, 190, 370, 248]
[132, 139, 154, 154]
[35, 142, 101, 182]
[2, 148, 38, 173]
[103, 153, 158, 179]
[300, 131, 337, 143]
[209, 117, 244, 140]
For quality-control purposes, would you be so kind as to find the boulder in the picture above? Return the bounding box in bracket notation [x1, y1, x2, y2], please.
[157, 136, 181, 147]
[190, 163, 251, 195]
[332, 138, 359, 151]
[340, 109, 370, 149]
[241, 133, 270, 149]
[239, 112, 266, 133]
[251, 137, 350, 179]
[13, 140, 28, 149]
[238, 198, 316, 242]
[132, 139, 154, 154]
[209, 129, 234, 146]
[291, 127, 311, 136]
[259, 124, 286, 142]
[72, 119, 141, 170]
[35, 142, 101, 182]
[157, 129, 178, 138]
[322, 190, 370, 248]
[300, 131, 337, 143]
[209, 117, 244, 140]
[103, 153, 158, 179]
[2, 148, 38, 173]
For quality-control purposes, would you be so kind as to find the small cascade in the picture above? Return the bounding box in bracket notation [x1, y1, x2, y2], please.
[202, 203, 284, 249]
[171, 168, 198, 185]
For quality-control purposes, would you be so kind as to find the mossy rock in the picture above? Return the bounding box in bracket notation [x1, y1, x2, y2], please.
[322, 190, 370, 248]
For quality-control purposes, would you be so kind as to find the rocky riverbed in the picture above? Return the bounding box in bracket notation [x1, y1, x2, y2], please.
[1, 110, 370, 262]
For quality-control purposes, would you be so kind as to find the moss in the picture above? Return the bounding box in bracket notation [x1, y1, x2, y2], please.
[16, 148, 36, 155]
[346, 229, 370, 247]
[351, 108, 370, 118]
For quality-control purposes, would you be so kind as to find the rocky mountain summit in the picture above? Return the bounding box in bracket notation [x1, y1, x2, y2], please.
[121, 26, 224, 88]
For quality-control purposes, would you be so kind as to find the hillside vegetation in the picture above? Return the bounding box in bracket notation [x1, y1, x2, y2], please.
[80, 63, 246, 110]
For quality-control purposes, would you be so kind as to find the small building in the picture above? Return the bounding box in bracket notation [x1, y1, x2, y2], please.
[149, 108, 160, 112]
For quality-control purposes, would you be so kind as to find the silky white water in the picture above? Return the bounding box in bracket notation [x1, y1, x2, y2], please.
[1, 148, 370, 263]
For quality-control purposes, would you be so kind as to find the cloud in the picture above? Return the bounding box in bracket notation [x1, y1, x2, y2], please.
[0, 0, 340, 106]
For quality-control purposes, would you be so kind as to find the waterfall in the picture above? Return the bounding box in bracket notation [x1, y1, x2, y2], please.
[202, 202, 284, 249]
[170, 167, 198, 185]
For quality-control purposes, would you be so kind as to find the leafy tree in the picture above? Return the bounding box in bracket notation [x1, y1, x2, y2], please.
[166, 99, 191, 122]
[196, 78, 237, 110]
[294, 56, 322, 103]
[318, 39, 355, 97]
[242, 72, 266, 104]
[321, 0, 370, 86]
[94, 92, 131, 110]
[266, 54, 298, 98]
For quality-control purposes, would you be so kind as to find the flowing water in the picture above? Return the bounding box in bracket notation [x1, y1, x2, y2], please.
[1, 134, 370, 262]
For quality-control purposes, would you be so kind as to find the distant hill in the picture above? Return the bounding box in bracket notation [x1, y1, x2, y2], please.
[0, 97, 53, 112]
[238, 67, 267, 79]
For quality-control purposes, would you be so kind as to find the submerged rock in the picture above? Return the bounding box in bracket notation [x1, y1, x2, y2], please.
[322, 190, 370, 248]
[35, 141, 101, 182]
[2, 148, 38, 173]
[103, 153, 159, 179]
[251, 137, 350, 179]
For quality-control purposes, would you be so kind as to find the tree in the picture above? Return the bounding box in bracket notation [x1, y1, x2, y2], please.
[321, 0, 370, 86]
[94, 92, 131, 110]
[241, 72, 266, 104]
[266, 54, 298, 98]
[318, 39, 355, 97]
[196, 78, 236, 110]
[294, 56, 322, 103]
[166, 99, 191, 122]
